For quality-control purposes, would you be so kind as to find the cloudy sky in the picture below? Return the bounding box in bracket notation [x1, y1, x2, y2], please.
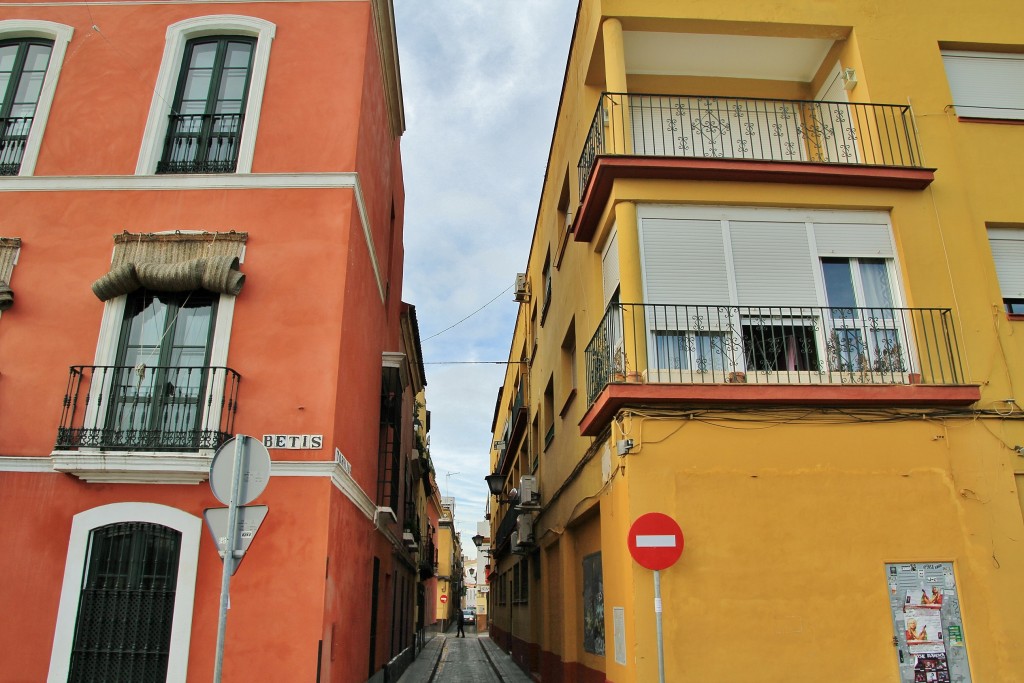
[394, 2, 579, 557]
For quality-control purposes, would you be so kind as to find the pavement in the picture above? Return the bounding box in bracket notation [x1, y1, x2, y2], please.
[397, 627, 533, 683]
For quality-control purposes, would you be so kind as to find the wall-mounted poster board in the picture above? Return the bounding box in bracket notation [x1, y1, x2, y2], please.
[885, 562, 971, 683]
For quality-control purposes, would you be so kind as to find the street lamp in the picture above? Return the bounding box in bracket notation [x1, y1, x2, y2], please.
[472, 533, 485, 548]
[485, 473, 504, 497]
[485, 473, 519, 503]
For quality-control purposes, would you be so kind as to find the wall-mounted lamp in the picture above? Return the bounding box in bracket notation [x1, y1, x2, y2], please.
[472, 533, 485, 548]
[842, 67, 858, 91]
[485, 473, 518, 504]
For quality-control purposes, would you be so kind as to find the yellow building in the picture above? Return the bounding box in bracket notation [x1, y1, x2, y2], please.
[486, 1, 1024, 681]
[436, 496, 465, 629]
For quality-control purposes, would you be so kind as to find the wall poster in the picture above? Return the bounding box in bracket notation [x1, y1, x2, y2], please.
[885, 562, 971, 683]
[583, 552, 605, 655]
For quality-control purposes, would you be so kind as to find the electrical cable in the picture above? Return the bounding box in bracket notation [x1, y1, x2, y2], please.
[422, 285, 513, 342]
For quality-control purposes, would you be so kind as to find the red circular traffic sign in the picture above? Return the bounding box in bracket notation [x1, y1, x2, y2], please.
[628, 513, 684, 571]
[440, 594, 448, 604]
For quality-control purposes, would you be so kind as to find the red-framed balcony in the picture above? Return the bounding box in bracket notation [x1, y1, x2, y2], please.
[574, 93, 936, 242]
[580, 303, 979, 436]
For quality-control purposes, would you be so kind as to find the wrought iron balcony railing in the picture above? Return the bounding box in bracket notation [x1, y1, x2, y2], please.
[0, 116, 33, 176]
[585, 303, 966, 405]
[578, 93, 923, 197]
[56, 365, 240, 452]
[156, 113, 244, 174]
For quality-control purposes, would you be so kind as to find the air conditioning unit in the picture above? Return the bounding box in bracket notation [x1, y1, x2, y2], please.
[374, 506, 398, 530]
[513, 273, 530, 303]
[516, 513, 535, 546]
[518, 475, 539, 509]
[510, 531, 526, 555]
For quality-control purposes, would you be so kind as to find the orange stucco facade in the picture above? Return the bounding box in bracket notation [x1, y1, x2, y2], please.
[0, 1, 429, 682]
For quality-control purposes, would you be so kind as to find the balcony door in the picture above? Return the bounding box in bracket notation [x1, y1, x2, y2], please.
[158, 37, 255, 174]
[821, 257, 906, 374]
[107, 289, 216, 450]
[0, 38, 53, 174]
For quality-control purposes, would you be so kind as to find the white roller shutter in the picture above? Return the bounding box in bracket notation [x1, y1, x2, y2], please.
[941, 51, 1024, 121]
[729, 221, 817, 307]
[988, 228, 1024, 299]
[640, 218, 730, 305]
[814, 222, 894, 257]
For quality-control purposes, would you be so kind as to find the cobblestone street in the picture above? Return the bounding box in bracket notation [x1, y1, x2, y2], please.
[397, 629, 532, 683]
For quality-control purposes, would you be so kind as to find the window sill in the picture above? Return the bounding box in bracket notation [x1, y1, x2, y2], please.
[1008, 314, 1024, 322]
[51, 450, 213, 484]
[956, 116, 1024, 125]
[559, 388, 577, 417]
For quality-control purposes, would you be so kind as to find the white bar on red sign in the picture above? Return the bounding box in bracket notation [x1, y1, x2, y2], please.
[636, 535, 677, 547]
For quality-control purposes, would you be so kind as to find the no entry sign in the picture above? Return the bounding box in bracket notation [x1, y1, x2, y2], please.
[440, 594, 448, 604]
[628, 513, 684, 571]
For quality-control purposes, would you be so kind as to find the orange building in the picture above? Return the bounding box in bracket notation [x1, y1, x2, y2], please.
[0, 1, 430, 681]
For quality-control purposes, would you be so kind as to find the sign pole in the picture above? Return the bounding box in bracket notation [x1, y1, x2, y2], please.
[627, 513, 684, 683]
[654, 569, 665, 683]
[213, 434, 247, 682]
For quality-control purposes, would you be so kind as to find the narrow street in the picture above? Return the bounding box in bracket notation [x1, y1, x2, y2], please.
[397, 629, 532, 683]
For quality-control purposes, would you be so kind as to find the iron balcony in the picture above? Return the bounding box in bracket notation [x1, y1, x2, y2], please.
[0, 115, 34, 176]
[585, 303, 967, 406]
[578, 93, 924, 198]
[156, 112, 244, 174]
[56, 364, 240, 452]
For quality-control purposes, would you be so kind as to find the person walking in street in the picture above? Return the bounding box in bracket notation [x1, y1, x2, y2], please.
[456, 607, 466, 637]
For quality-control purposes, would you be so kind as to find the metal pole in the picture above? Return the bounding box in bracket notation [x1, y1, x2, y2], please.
[654, 569, 665, 683]
[213, 435, 247, 682]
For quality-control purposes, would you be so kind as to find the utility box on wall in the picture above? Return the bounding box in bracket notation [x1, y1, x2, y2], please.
[885, 562, 971, 683]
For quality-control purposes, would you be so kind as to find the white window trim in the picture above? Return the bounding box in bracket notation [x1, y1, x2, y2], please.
[84, 291, 237, 445]
[635, 204, 910, 376]
[0, 20, 74, 176]
[987, 226, 1024, 301]
[636, 204, 904, 309]
[48, 503, 202, 683]
[941, 49, 1024, 121]
[136, 15, 276, 175]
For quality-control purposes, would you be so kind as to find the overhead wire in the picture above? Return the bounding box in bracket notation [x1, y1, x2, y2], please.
[422, 285, 513, 342]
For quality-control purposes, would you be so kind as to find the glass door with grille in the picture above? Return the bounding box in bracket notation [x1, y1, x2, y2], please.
[107, 290, 216, 450]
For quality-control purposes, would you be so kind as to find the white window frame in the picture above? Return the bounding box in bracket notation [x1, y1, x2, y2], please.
[85, 290, 237, 449]
[0, 20, 74, 176]
[136, 15, 276, 175]
[636, 205, 908, 379]
[47, 503, 202, 683]
[941, 50, 1024, 121]
[987, 226, 1024, 308]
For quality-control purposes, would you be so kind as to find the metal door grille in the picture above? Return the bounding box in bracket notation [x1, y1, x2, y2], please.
[69, 522, 181, 683]
[376, 367, 403, 509]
